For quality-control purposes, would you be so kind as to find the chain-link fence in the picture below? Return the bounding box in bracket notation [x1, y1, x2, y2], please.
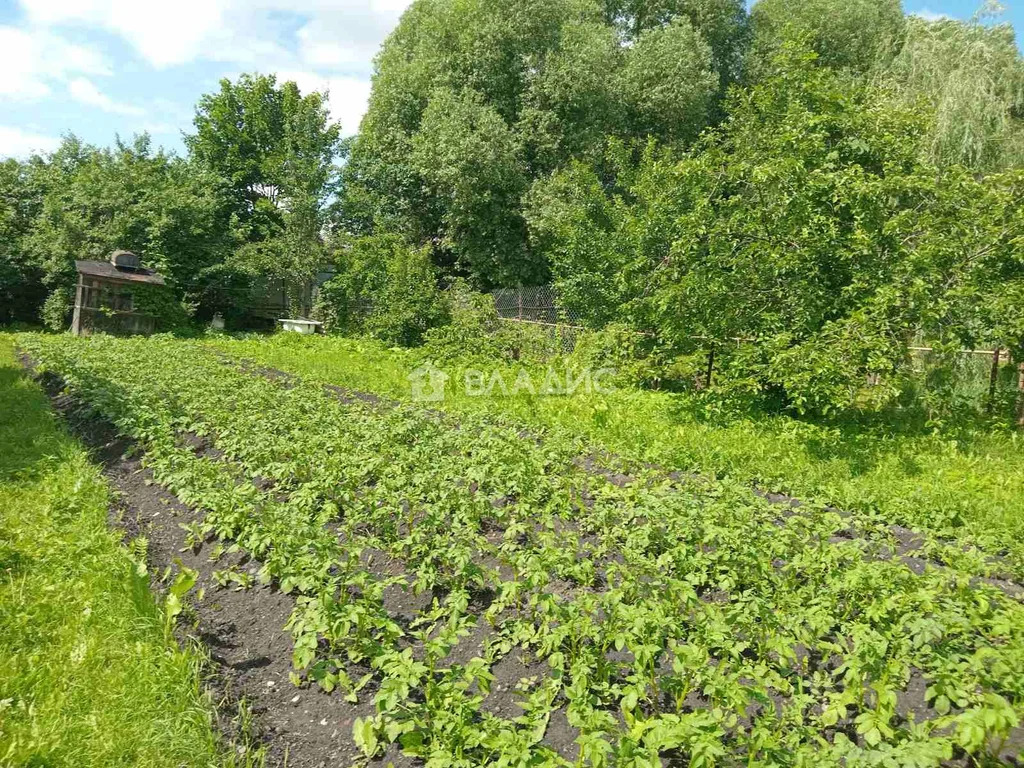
[491, 286, 587, 353]
[908, 346, 1022, 414]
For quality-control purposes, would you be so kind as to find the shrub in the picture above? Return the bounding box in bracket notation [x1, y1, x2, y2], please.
[41, 288, 74, 332]
[315, 235, 448, 347]
[570, 324, 671, 389]
[423, 284, 564, 365]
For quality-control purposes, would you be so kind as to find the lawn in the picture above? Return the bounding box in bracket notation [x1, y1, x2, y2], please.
[16, 331, 1024, 767]
[205, 333, 1024, 581]
[0, 334, 246, 768]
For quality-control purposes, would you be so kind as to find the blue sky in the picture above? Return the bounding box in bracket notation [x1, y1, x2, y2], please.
[0, 0, 1019, 159]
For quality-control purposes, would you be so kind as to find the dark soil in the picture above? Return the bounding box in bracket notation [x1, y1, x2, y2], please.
[22, 353, 1024, 766]
[26, 360, 379, 768]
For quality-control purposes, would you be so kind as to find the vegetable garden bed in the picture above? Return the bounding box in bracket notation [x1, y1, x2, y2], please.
[17, 334, 1024, 768]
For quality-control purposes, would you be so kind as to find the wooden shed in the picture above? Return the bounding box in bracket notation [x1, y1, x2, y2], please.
[71, 251, 168, 336]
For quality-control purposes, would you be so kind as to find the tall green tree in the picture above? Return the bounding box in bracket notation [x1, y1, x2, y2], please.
[0, 158, 46, 325]
[603, 0, 748, 82]
[344, 0, 743, 289]
[748, 0, 904, 75]
[884, 10, 1024, 172]
[188, 74, 342, 317]
[530, 43, 1024, 414]
[411, 88, 534, 286]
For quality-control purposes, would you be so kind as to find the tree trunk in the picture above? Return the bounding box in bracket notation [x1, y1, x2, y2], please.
[1017, 361, 1024, 429]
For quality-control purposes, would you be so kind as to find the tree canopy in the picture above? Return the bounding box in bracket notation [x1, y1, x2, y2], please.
[188, 74, 342, 317]
[2, 73, 343, 331]
[343, 0, 745, 288]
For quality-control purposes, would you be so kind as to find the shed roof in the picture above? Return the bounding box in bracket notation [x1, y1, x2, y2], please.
[76, 260, 166, 286]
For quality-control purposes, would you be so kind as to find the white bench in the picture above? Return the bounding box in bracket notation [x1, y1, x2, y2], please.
[278, 319, 323, 335]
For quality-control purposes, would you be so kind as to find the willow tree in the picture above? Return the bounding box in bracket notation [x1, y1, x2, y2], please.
[884, 8, 1024, 172]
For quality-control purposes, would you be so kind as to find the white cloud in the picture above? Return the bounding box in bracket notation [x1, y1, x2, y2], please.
[21, 0, 231, 68]
[0, 125, 61, 157]
[910, 8, 955, 22]
[18, 0, 411, 72]
[294, 0, 408, 70]
[275, 70, 373, 135]
[7, 0, 411, 148]
[0, 25, 110, 100]
[68, 77, 145, 116]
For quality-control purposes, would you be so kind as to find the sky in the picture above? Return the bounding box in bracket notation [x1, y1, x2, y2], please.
[0, 0, 1020, 160]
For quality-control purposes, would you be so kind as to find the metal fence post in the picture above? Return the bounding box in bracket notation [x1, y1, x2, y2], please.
[987, 347, 1002, 414]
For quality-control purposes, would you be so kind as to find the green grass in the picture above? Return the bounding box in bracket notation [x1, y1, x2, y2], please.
[206, 333, 1024, 577]
[0, 335, 242, 768]
[30, 332, 1023, 764]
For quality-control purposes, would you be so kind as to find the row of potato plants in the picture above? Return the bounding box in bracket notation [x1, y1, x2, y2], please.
[20, 334, 1024, 768]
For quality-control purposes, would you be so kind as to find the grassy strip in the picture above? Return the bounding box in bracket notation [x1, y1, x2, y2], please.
[0, 335, 240, 768]
[205, 333, 1024, 576]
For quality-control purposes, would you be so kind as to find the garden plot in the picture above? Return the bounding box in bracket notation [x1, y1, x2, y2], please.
[19, 334, 1024, 768]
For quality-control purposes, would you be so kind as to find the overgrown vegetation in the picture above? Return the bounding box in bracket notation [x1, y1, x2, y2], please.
[6, 0, 1024, 763]
[1, 74, 341, 332]
[333, 0, 1024, 419]
[0, 336, 244, 767]
[2, 0, 1022, 421]
[20, 332, 1024, 766]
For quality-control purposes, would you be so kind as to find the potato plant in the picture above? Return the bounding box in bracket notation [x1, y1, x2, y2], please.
[21, 334, 1024, 767]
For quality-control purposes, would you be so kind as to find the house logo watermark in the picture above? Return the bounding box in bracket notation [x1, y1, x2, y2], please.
[409, 363, 616, 402]
[408, 362, 450, 402]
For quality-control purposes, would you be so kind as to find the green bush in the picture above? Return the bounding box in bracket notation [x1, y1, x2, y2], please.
[41, 288, 74, 332]
[423, 284, 565, 365]
[315, 235, 448, 347]
[570, 324, 671, 389]
[131, 284, 193, 332]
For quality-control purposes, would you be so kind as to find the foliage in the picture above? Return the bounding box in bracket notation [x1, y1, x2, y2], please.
[18, 135, 230, 330]
[620, 17, 718, 143]
[523, 156, 628, 328]
[411, 88, 535, 286]
[208, 332, 1024, 578]
[603, 0, 749, 81]
[130, 283, 193, 332]
[885, 11, 1024, 172]
[188, 74, 342, 318]
[423, 282, 565, 363]
[569, 324, 671, 389]
[530, 43, 1024, 416]
[421, 284, 509, 362]
[749, 0, 904, 74]
[21, 332, 1024, 766]
[0, 159, 45, 325]
[0, 336, 251, 767]
[316, 234, 448, 345]
[344, 0, 740, 287]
